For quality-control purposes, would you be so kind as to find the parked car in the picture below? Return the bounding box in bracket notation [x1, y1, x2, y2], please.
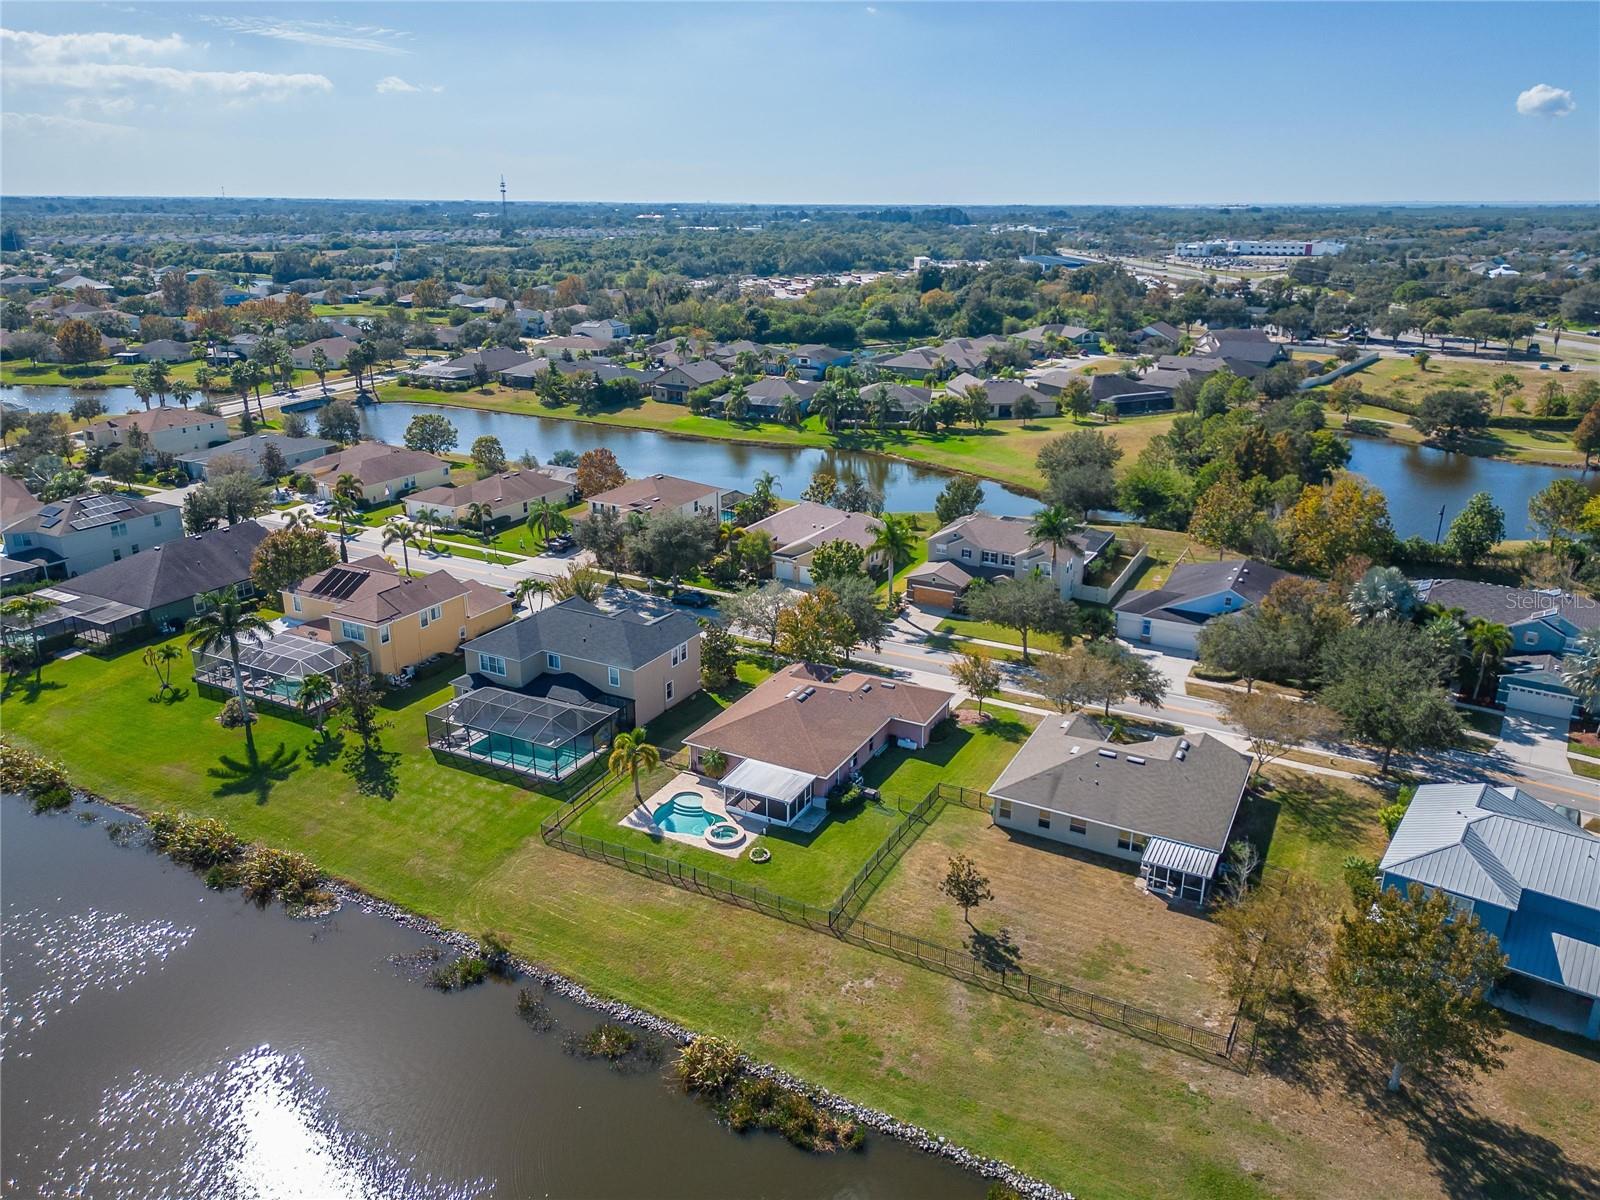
[1558, 363, 1573, 371]
[546, 533, 574, 552]
[672, 588, 711, 608]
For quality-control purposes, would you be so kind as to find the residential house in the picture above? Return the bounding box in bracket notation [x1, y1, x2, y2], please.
[1088, 373, 1176, 416]
[1014, 324, 1103, 353]
[1134, 321, 1184, 348]
[651, 360, 728, 404]
[786, 344, 851, 379]
[408, 347, 531, 389]
[585, 474, 725, 521]
[743, 501, 884, 588]
[458, 593, 703, 728]
[124, 338, 194, 364]
[404, 468, 576, 530]
[943, 374, 1057, 419]
[84, 409, 230, 464]
[291, 336, 359, 371]
[1193, 328, 1286, 366]
[917, 512, 1111, 603]
[24, 521, 268, 644]
[1153, 353, 1269, 383]
[740, 376, 818, 418]
[283, 556, 513, 676]
[856, 381, 933, 418]
[1414, 579, 1600, 718]
[1380, 782, 1600, 1038]
[989, 713, 1251, 904]
[0, 474, 42, 534]
[572, 317, 630, 342]
[177, 433, 337, 481]
[1, 492, 182, 577]
[685, 663, 952, 827]
[1115, 558, 1289, 654]
[309, 441, 451, 505]
[53, 274, 114, 295]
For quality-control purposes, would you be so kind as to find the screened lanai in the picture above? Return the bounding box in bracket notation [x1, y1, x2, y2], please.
[192, 631, 364, 714]
[425, 686, 617, 782]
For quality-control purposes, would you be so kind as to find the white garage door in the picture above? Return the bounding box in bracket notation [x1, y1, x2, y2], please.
[1502, 684, 1573, 718]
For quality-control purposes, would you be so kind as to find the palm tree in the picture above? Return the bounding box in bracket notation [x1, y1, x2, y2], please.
[411, 506, 441, 550]
[608, 726, 660, 804]
[297, 672, 335, 734]
[329, 493, 359, 564]
[777, 395, 802, 429]
[1560, 628, 1600, 719]
[381, 517, 421, 574]
[171, 380, 194, 409]
[1467, 619, 1514, 700]
[525, 499, 569, 549]
[142, 642, 182, 695]
[465, 502, 494, 543]
[131, 366, 154, 410]
[811, 386, 845, 435]
[1028, 504, 1073, 576]
[145, 358, 171, 406]
[870, 512, 919, 605]
[1347, 567, 1417, 624]
[514, 577, 550, 614]
[186, 586, 269, 754]
[2, 595, 56, 682]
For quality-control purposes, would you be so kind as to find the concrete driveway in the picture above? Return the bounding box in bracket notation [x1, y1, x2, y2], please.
[1494, 713, 1576, 773]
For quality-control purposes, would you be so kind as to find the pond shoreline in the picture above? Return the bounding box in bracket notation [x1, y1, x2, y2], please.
[53, 784, 1074, 1200]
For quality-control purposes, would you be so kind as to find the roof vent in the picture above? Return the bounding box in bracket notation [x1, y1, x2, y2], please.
[1126, 755, 1146, 765]
[880, 681, 895, 689]
[1179, 739, 1191, 751]
[1175, 749, 1187, 761]
[1069, 745, 1081, 754]
[1097, 749, 1118, 759]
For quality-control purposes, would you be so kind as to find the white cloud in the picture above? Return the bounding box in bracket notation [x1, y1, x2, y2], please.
[201, 15, 410, 55]
[4, 61, 333, 100]
[1516, 83, 1575, 118]
[2, 111, 135, 138]
[376, 75, 442, 95]
[0, 28, 186, 62]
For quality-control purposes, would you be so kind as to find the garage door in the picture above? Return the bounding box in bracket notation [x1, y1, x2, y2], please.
[1502, 684, 1573, 717]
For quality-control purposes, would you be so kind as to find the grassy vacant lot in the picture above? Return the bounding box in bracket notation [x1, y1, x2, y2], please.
[1237, 768, 1394, 887]
[5, 640, 1598, 1199]
[375, 382, 1180, 495]
[0, 357, 324, 391]
[860, 801, 1231, 1025]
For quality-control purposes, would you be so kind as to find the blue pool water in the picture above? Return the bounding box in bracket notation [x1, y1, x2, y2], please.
[653, 792, 714, 836]
[468, 733, 571, 774]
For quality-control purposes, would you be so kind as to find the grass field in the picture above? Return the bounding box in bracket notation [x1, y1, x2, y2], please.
[4, 638, 1598, 1199]
[0, 357, 325, 391]
[375, 382, 1181, 495]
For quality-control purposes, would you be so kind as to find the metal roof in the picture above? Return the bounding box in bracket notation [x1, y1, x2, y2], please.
[721, 757, 813, 806]
[428, 686, 613, 749]
[1140, 837, 1221, 879]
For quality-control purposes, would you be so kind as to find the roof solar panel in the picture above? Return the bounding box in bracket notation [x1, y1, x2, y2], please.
[312, 566, 366, 601]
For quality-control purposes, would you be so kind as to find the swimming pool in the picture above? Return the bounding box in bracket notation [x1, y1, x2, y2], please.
[653, 792, 716, 837]
[467, 733, 573, 775]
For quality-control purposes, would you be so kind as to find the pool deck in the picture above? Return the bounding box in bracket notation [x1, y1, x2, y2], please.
[621, 771, 751, 858]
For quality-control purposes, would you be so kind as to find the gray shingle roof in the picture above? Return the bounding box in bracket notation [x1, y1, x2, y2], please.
[1415, 579, 1600, 633]
[990, 714, 1250, 852]
[1115, 559, 1288, 619]
[462, 595, 701, 671]
[60, 521, 268, 613]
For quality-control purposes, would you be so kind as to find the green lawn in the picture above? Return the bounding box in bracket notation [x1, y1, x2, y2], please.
[5, 640, 1595, 1199]
[0, 358, 323, 392]
[1234, 768, 1394, 887]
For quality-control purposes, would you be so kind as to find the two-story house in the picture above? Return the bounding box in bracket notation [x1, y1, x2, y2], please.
[1414, 579, 1600, 718]
[1, 492, 182, 578]
[458, 594, 703, 727]
[404, 469, 576, 531]
[1114, 558, 1289, 655]
[283, 557, 514, 676]
[573, 317, 630, 342]
[310, 441, 451, 505]
[786, 344, 851, 380]
[290, 336, 359, 370]
[585, 474, 725, 522]
[908, 513, 1112, 607]
[743, 501, 884, 588]
[1380, 781, 1600, 1039]
[84, 409, 231, 465]
[177, 433, 337, 481]
[650, 360, 727, 404]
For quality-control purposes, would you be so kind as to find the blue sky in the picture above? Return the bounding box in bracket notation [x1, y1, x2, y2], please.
[2, 2, 1596, 203]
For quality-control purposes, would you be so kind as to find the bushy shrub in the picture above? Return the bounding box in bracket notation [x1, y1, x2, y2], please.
[430, 954, 489, 990]
[722, 1074, 863, 1152]
[516, 988, 556, 1032]
[676, 1035, 743, 1095]
[149, 811, 246, 868]
[827, 783, 864, 813]
[0, 740, 71, 797]
[569, 1022, 637, 1061]
[238, 844, 325, 904]
[217, 696, 256, 728]
[30, 785, 73, 813]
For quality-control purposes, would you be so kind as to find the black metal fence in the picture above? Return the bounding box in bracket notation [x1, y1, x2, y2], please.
[540, 775, 1251, 1068]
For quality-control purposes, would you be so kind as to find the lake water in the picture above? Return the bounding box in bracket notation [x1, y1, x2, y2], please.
[7, 384, 1596, 537]
[0, 795, 984, 1200]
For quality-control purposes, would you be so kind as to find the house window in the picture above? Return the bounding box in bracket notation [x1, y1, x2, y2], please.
[1037, 811, 1051, 830]
[1523, 631, 1537, 645]
[997, 799, 1012, 819]
[959, 548, 972, 560]
[112, 549, 122, 561]
[547, 652, 561, 670]
[111, 522, 128, 538]
[131, 544, 140, 554]
[608, 666, 621, 688]
[671, 641, 689, 666]
[340, 621, 366, 643]
[380, 625, 391, 644]
[1117, 831, 1147, 853]
[153, 515, 162, 527]
[292, 596, 302, 613]
[1069, 817, 1087, 835]
[981, 550, 998, 565]
[419, 609, 430, 629]
[665, 679, 675, 702]
[479, 654, 507, 677]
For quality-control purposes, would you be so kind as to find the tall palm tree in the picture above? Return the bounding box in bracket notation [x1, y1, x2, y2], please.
[411, 506, 441, 550]
[297, 672, 335, 734]
[811, 386, 844, 435]
[329, 493, 360, 564]
[465, 502, 494, 543]
[1467, 619, 1513, 700]
[1028, 504, 1073, 576]
[525, 499, 569, 548]
[870, 512, 918, 606]
[381, 517, 421, 574]
[514, 577, 550, 614]
[777, 395, 802, 429]
[142, 642, 182, 695]
[186, 586, 269, 754]
[171, 380, 194, 409]
[608, 727, 660, 804]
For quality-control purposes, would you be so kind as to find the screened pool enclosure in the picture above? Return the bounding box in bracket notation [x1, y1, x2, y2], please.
[425, 686, 617, 782]
[191, 632, 364, 715]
